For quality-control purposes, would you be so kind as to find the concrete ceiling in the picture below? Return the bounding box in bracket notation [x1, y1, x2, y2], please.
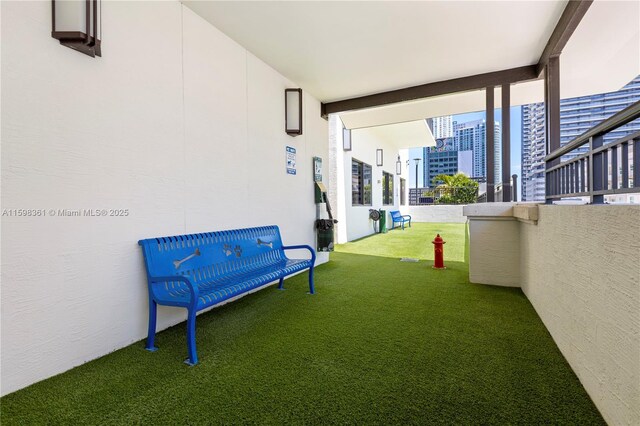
[184, 0, 639, 129]
[340, 0, 640, 129]
[183, 0, 567, 102]
[351, 120, 436, 150]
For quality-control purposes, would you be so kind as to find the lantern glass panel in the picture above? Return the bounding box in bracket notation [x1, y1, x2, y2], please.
[343, 127, 352, 151]
[55, 1, 87, 32]
[285, 89, 301, 134]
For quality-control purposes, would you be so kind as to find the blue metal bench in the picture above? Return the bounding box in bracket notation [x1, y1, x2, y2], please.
[138, 225, 315, 365]
[390, 210, 412, 230]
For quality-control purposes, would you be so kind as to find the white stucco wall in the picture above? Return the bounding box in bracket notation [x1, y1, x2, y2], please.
[339, 127, 404, 242]
[330, 115, 349, 244]
[520, 205, 640, 426]
[463, 203, 521, 287]
[399, 205, 467, 223]
[465, 203, 640, 425]
[1, 1, 328, 396]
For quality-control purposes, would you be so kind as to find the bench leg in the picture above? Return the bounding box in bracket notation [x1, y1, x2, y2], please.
[145, 299, 158, 352]
[308, 267, 315, 295]
[185, 309, 198, 366]
[277, 277, 285, 290]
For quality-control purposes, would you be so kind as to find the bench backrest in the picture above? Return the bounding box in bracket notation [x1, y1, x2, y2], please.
[390, 211, 402, 220]
[138, 226, 285, 283]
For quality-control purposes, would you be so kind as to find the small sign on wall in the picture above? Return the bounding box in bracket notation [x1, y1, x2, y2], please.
[313, 157, 322, 182]
[286, 146, 296, 175]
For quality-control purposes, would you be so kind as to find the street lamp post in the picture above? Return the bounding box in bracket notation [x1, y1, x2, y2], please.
[413, 158, 421, 189]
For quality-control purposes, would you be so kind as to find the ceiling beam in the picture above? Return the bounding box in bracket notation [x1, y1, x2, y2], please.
[535, 0, 593, 76]
[321, 65, 538, 117]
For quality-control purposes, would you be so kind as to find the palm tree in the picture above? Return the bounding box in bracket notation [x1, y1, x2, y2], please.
[432, 172, 468, 188]
[431, 172, 478, 204]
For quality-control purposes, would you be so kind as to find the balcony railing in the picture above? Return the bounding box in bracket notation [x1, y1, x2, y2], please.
[545, 100, 640, 203]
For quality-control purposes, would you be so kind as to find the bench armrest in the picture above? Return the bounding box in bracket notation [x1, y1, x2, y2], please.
[402, 215, 412, 220]
[282, 244, 316, 266]
[149, 275, 199, 307]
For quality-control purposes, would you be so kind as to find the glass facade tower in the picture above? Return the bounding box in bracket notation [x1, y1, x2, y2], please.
[521, 75, 640, 201]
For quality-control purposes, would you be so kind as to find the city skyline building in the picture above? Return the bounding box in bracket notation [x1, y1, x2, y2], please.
[421, 118, 502, 187]
[521, 103, 546, 201]
[431, 115, 453, 138]
[422, 137, 460, 186]
[453, 119, 501, 181]
[521, 75, 640, 201]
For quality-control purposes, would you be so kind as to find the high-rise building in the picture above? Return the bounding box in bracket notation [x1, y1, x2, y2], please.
[453, 119, 501, 180]
[521, 75, 640, 201]
[521, 103, 546, 202]
[421, 118, 501, 187]
[432, 115, 453, 138]
[422, 138, 458, 186]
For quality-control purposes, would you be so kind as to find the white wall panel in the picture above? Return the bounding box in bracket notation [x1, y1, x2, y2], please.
[341, 127, 403, 242]
[465, 203, 640, 425]
[1, 1, 328, 395]
[520, 205, 640, 426]
[399, 205, 467, 224]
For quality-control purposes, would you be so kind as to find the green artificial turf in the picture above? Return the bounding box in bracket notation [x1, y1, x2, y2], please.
[1, 223, 604, 425]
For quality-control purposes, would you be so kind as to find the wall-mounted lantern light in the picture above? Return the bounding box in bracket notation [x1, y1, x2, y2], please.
[343, 125, 352, 151]
[285, 88, 303, 136]
[52, 0, 102, 58]
[376, 149, 383, 167]
[396, 155, 402, 175]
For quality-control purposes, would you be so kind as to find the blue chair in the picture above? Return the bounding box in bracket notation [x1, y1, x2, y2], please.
[390, 211, 412, 230]
[138, 225, 315, 365]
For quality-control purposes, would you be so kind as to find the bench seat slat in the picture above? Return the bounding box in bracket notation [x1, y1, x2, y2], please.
[153, 258, 312, 309]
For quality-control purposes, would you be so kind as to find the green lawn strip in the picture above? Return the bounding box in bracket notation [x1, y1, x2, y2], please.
[1, 223, 604, 425]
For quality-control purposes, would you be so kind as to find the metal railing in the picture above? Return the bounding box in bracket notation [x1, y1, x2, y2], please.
[476, 175, 518, 203]
[409, 187, 479, 206]
[545, 101, 640, 203]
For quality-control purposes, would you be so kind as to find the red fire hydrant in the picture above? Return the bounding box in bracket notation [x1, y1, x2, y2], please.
[432, 234, 446, 269]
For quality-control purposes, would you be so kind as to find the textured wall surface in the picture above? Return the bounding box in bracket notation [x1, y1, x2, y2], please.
[464, 204, 521, 287]
[467, 218, 521, 287]
[520, 205, 640, 426]
[399, 205, 467, 223]
[1, 1, 328, 395]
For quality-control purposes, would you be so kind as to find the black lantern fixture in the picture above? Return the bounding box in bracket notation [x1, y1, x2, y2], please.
[52, 0, 102, 57]
[343, 126, 352, 151]
[396, 155, 402, 175]
[285, 88, 303, 136]
[376, 149, 383, 167]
